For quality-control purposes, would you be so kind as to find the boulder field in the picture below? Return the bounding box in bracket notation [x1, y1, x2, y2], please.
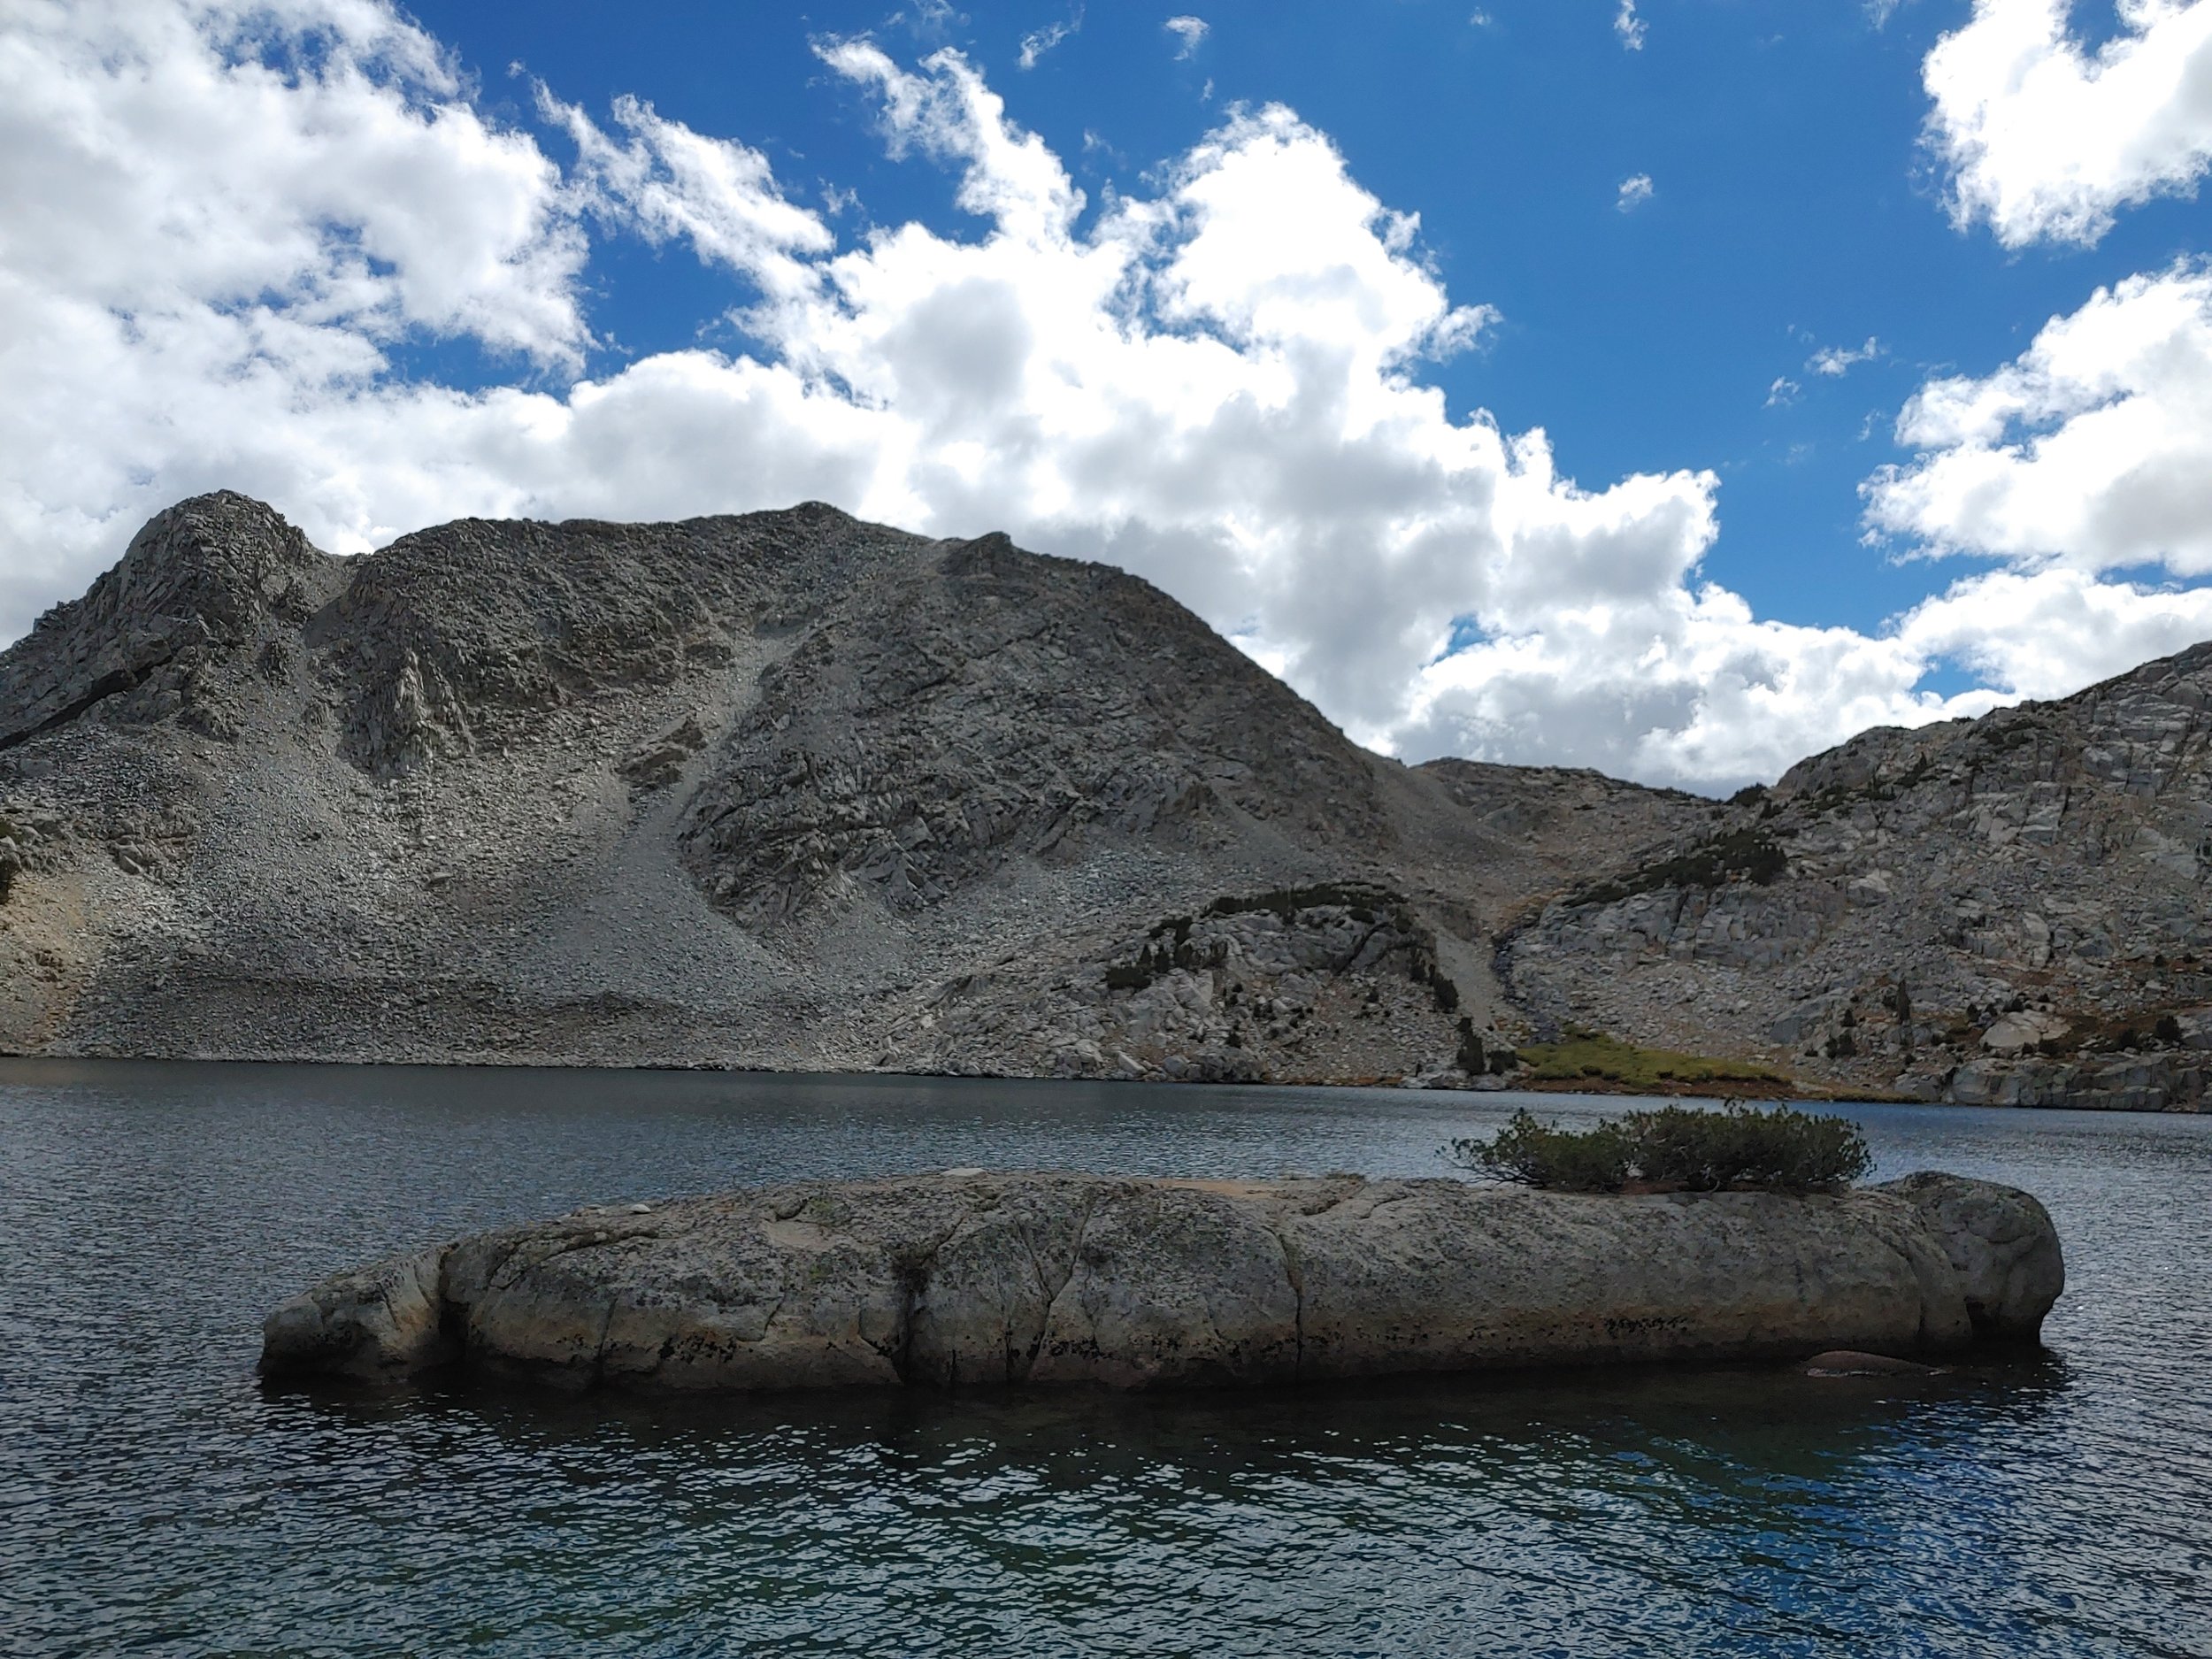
[260, 1170, 2063, 1392]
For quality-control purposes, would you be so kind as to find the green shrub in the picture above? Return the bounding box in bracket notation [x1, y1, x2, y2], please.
[1448, 1110, 1632, 1192]
[1626, 1102, 1872, 1190]
[1567, 827, 1789, 908]
[1445, 1102, 1872, 1193]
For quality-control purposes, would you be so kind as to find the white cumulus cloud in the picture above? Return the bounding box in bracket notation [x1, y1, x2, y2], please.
[1864, 262, 2212, 577]
[1617, 173, 1654, 211]
[1809, 336, 1883, 376]
[547, 91, 832, 295]
[6, 1, 2212, 794]
[0, 0, 589, 362]
[1924, 0, 2212, 247]
[1615, 0, 1647, 50]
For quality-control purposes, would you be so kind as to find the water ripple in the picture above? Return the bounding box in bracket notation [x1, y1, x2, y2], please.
[2, 1061, 2208, 1656]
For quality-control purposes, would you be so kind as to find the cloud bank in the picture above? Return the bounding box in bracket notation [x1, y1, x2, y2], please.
[2, 0, 2210, 794]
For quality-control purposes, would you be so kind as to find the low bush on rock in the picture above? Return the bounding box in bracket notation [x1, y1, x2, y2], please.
[1449, 1110, 1633, 1192]
[1447, 1102, 1874, 1193]
[1628, 1102, 1874, 1190]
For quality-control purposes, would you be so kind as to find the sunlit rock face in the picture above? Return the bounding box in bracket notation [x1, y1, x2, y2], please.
[1503, 644, 2212, 1110]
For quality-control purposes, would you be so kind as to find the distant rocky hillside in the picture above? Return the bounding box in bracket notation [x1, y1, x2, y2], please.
[1504, 647, 2212, 1111]
[3, 491, 2208, 1112]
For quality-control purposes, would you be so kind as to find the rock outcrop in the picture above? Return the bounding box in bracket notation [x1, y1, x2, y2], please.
[1503, 648, 2212, 1109]
[0, 493, 336, 753]
[259, 1170, 2063, 1391]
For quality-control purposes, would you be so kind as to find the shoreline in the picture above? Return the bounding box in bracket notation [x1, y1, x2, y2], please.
[0, 1048, 2198, 1115]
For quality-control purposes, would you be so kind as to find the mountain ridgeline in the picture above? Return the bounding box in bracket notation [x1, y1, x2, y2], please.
[2, 492, 2207, 1111]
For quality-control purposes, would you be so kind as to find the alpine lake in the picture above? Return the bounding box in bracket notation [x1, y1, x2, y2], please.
[3, 1061, 2208, 1657]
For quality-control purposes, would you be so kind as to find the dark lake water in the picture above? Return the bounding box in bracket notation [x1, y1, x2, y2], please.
[2, 1062, 2208, 1658]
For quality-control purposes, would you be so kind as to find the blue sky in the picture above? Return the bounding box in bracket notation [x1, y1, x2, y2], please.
[4, 0, 2212, 787]
[405, 0, 2201, 642]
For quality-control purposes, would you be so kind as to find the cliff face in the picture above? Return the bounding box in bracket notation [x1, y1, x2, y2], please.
[4, 491, 2209, 1110]
[1504, 647, 2212, 1110]
[0, 493, 1696, 1080]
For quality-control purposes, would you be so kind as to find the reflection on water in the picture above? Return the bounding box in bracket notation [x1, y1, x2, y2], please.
[2, 1061, 2208, 1656]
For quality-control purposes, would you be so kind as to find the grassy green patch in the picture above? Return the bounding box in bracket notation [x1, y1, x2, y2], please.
[1515, 1028, 1786, 1092]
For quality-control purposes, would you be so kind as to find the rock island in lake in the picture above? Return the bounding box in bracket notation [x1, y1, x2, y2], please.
[262, 1169, 2062, 1392]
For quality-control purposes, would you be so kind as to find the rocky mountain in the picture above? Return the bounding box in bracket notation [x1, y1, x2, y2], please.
[4, 491, 2208, 1111]
[0, 492, 1701, 1083]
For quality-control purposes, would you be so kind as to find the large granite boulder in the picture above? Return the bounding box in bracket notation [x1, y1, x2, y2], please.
[1877, 1171, 2067, 1340]
[261, 1170, 2063, 1392]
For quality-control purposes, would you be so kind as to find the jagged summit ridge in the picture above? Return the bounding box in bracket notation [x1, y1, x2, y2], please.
[0, 491, 333, 750]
